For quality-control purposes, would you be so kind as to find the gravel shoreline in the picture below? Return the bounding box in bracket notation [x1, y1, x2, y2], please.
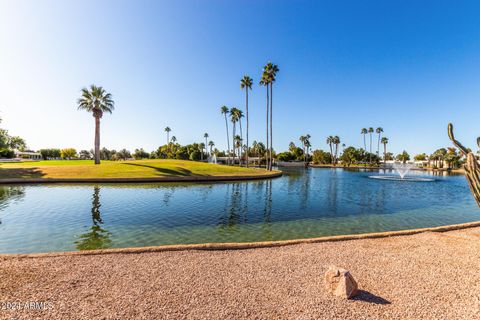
[1, 227, 479, 319]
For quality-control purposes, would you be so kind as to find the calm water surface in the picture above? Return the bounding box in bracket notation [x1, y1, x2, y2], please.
[0, 168, 478, 253]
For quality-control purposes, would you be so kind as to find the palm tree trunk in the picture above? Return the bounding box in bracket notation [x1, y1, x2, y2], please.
[363, 134, 366, 168]
[266, 85, 269, 170]
[94, 116, 101, 165]
[225, 115, 230, 165]
[329, 144, 333, 165]
[269, 83, 273, 171]
[246, 89, 249, 168]
[369, 133, 372, 165]
[232, 123, 236, 165]
[377, 133, 381, 158]
[335, 144, 338, 166]
[383, 144, 386, 166]
[239, 119, 243, 166]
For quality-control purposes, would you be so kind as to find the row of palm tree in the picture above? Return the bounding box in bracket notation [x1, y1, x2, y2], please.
[326, 136, 341, 165]
[220, 62, 279, 170]
[360, 127, 386, 166]
[260, 62, 280, 171]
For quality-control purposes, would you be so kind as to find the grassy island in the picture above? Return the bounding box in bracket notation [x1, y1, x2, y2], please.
[0, 160, 281, 182]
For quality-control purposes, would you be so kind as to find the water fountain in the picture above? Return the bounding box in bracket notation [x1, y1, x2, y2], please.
[369, 162, 435, 182]
[208, 154, 217, 164]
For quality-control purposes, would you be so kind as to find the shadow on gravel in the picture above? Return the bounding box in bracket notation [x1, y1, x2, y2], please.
[353, 290, 391, 305]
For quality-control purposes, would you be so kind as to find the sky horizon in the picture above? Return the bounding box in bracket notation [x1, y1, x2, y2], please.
[1, 0, 480, 156]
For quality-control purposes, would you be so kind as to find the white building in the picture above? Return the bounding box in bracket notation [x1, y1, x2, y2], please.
[13, 150, 42, 160]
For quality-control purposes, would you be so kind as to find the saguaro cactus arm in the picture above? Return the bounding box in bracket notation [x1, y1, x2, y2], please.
[447, 123, 469, 155]
[448, 123, 480, 207]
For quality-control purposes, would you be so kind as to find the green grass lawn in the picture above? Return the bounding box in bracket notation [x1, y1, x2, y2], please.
[0, 159, 277, 180]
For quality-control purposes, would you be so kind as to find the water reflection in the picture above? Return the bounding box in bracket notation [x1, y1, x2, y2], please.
[0, 168, 478, 254]
[0, 186, 25, 209]
[75, 186, 112, 250]
[0, 186, 26, 224]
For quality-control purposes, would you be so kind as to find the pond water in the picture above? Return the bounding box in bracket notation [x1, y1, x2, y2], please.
[0, 168, 478, 253]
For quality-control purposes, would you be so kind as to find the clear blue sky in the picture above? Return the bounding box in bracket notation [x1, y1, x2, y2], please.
[1, 0, 479, 155]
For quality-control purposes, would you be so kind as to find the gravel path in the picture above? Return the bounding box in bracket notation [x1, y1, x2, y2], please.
[1, 227, 479, 319]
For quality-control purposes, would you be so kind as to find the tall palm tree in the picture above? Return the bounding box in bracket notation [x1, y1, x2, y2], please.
[221, 106, 230, 164]
[241, 75, 253, 167]
[361, 128, 367, 167]
[368, 127, 374, 164]
[376, 127, 383, 157]
[204, 133, 209, 156]
[263, 62, 279, 170]
[208, 140, 215, 154]
[381, 137, 389, 165]
[326, 136, 334, 164]
[77, 85, 114, 164]
[259, 74, 270, 169]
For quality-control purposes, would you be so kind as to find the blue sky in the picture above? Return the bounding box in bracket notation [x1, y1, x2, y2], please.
[1, 0, 479, 155]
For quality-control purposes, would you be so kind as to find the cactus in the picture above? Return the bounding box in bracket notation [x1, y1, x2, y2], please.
[448, 123, 480, 207]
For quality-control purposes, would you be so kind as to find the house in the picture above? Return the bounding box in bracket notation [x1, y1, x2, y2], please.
[14, 150, 42, 160]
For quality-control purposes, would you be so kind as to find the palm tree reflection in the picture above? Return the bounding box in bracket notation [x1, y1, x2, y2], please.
[218, 183, 242, 230]
[75, 186, 112, 250]
[0, 186, 26, 224]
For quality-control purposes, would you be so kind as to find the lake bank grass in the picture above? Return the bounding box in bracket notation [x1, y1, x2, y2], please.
[0, 159, 280, 181]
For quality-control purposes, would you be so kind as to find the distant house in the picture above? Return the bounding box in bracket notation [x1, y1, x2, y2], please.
[13, 150, 42, 160]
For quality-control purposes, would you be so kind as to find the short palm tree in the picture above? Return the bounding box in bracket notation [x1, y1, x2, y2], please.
[204, 133, 209, 156]
[361, 128, 367, 167]
[234, 135, 242, 161]
[221, 106, 230, 163]
[333, 136, 340, 165]
[237, 110, 244, 164]
[376, 127, 383, 157]
[252, 140, 258, 157]
[199, 143, 205, 160]
[304, 135, 311, 164]
[381, 137, 389, 165]
[326, 136, 334, 164]
[300, 135, 307, 163]
[77, 85, 114, 164]
[208, 140, 215, 154]
[230, 107, 240, 165]
[171, 136, 177, 144]
[241, 75, 253, 167]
